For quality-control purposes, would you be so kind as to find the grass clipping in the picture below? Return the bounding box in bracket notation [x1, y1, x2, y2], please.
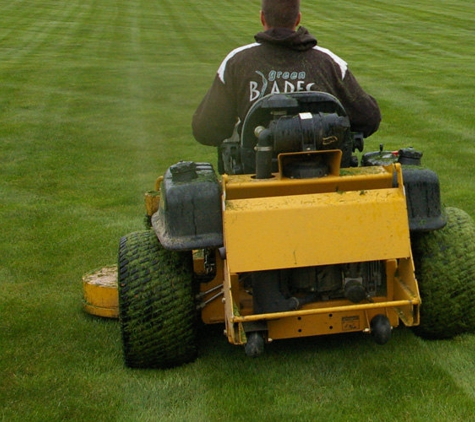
[83, 266, 118, 287]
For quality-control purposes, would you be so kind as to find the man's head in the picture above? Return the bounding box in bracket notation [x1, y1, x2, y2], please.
[260, 0, 301, 30]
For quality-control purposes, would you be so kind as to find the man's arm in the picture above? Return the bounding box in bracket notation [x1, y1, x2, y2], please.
[337, 70, 382, 138]
[192, 75, 237, 146]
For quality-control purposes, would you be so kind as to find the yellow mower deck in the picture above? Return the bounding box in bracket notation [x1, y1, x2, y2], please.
[82, 266, 119, 318]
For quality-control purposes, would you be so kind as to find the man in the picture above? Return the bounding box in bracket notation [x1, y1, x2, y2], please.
[192, 0, 381, 147]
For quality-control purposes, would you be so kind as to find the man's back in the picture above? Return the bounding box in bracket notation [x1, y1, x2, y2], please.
[192, 3, 381, 146]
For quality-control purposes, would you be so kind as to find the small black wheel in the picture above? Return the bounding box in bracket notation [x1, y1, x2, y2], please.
[118, 230, 197, 368]
[245, 332, 265, 358]
[370, 314, 392, 345]
[411, 207, 475, 339]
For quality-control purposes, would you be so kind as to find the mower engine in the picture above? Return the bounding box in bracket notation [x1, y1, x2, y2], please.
[250, 261, 386, 315]
[220, 91, 358, 175]
[254, 111, 352, 179]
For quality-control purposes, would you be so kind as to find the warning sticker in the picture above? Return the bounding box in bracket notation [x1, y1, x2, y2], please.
[342, 316, 360, 331]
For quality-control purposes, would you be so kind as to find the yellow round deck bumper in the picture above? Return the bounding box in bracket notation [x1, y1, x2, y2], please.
[82, 266, 119, 318]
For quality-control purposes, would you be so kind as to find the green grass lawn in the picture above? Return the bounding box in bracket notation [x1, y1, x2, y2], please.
[1, 0, 475, 420]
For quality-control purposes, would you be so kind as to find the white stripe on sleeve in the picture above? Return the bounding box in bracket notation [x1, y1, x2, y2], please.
[313, 46, 348, 79]
[218, 43, 261, 84]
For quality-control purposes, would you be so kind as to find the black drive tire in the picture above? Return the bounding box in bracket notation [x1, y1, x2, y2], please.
[118, 230, 197, 368]
[411, 207, 475, 339]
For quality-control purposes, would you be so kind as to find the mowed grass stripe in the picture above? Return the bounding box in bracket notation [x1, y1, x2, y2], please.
[1, 2, 92, 61]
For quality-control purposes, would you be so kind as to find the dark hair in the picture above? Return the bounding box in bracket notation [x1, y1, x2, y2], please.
[261, 0, 300, 29]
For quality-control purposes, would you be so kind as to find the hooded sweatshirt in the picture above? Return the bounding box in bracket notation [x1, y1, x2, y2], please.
[192, 27, 381, 146]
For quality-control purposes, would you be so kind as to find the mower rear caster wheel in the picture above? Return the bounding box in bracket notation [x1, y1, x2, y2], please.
[411, 207, 475, 339]
[245, 332, 265, 357]
[370, 314, 392, 345]
[118, 230, 197, 368]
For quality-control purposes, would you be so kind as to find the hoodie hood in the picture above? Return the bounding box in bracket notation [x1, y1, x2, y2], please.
[254, 26, 317, 51]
